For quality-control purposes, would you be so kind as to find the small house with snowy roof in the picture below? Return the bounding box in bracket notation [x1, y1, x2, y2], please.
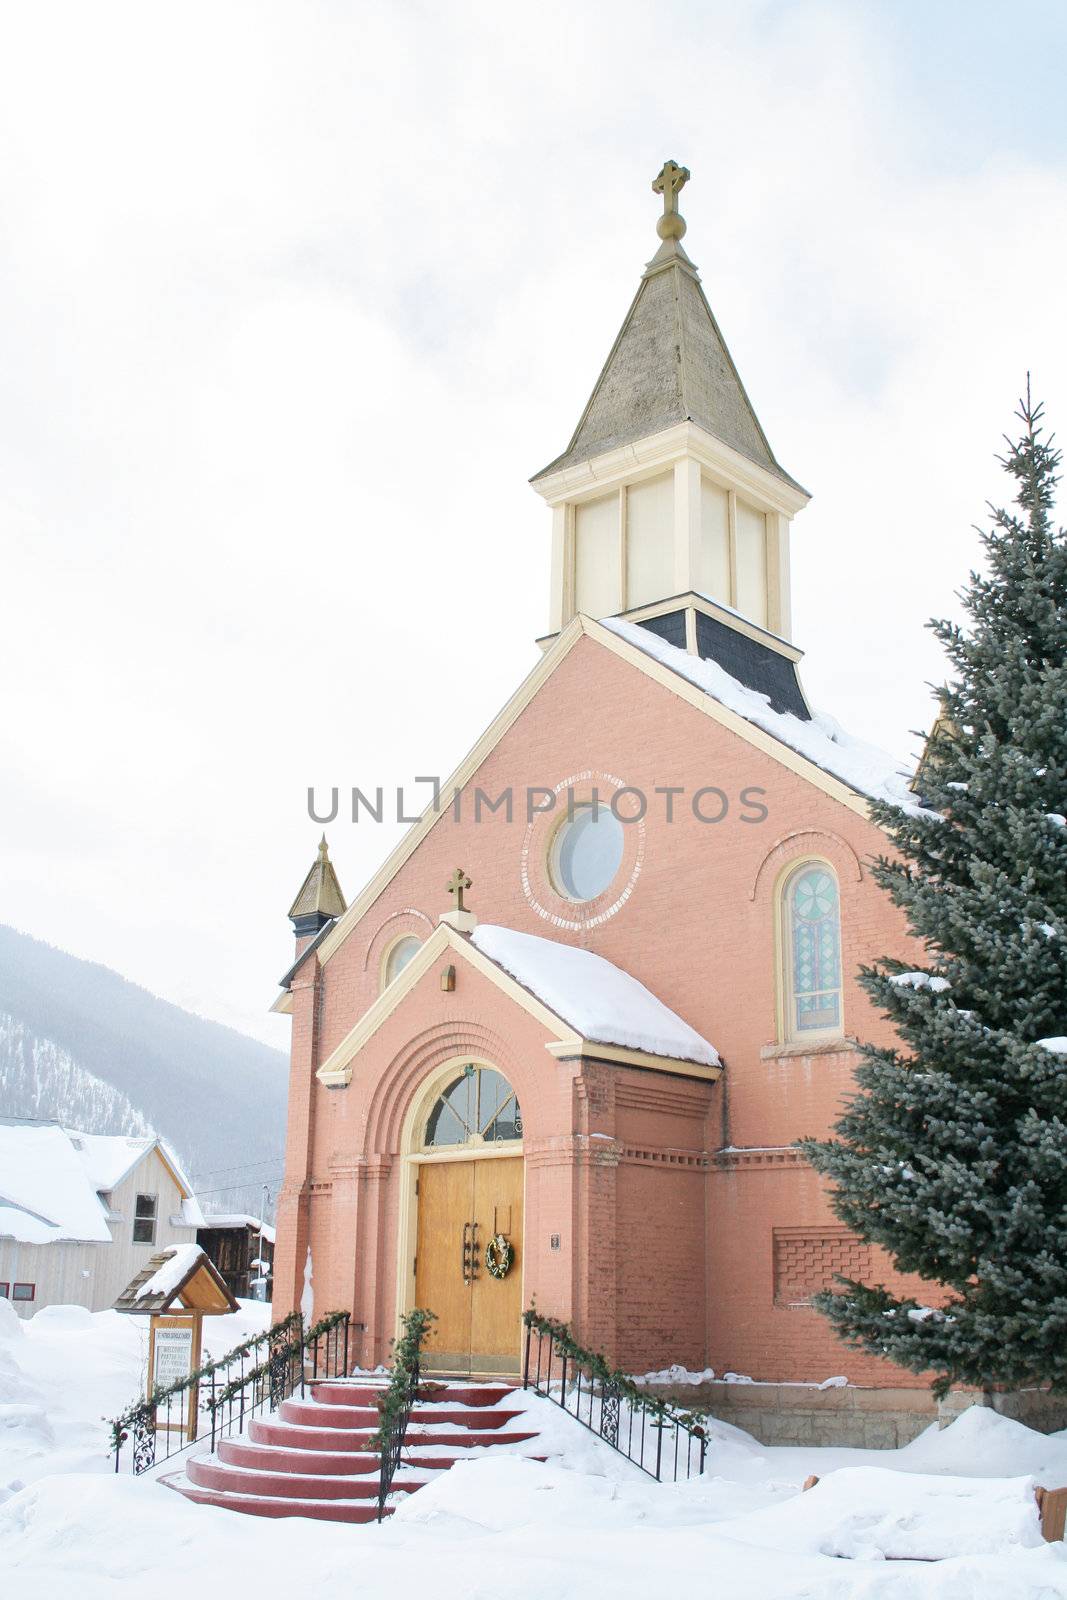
[0, 1118, 204, 1316]
[269, 165, 930, 1409]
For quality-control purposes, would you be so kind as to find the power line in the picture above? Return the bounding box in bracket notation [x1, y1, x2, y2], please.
[188, 1154, 288, 1182]
[194, 1170, 286, 1200]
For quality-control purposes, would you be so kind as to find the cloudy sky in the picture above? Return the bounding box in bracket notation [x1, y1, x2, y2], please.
[2, 0, 1065, 1046]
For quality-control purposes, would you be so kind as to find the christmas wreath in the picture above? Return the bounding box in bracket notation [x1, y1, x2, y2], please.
[485, 1233, 514, 1280]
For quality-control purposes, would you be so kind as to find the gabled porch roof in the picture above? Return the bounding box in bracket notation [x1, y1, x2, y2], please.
[315, 922, 722, 1089]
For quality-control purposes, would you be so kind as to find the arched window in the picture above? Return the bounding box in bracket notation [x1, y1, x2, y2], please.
[382, 934, 422, 990]
[782, 863, 842, 1040]
[423, 1065, 522, 1149]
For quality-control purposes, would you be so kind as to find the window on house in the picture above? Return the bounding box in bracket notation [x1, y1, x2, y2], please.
[133, 1193, 158, 1244]
[783, 863, 842, 1039]
[11, 1282, 34, 1302]
[0, 1283, 9, 1298]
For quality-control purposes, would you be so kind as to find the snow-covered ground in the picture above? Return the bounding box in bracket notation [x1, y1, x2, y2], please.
[0, 1292, 269, 1489]
[2, 1299, 1067, 1596]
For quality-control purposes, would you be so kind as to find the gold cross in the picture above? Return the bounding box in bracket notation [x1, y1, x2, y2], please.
[652, 159, 690, 241]
[652, 159, 689, 216]
[446, 866, 471, 912]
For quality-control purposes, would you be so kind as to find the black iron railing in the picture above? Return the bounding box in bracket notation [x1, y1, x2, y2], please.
[109, 1310, 351, 1476]
[523, 1309, 707, 1482]
[373, 1307, 437, 1521]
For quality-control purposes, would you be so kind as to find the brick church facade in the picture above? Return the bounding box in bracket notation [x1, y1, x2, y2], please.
[271, 164, 928, 1388]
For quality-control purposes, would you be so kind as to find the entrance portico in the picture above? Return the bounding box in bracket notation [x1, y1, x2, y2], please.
[272, 900, 721, 1378]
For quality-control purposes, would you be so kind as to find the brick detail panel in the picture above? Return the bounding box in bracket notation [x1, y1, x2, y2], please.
[773, 1226, 872, 1308]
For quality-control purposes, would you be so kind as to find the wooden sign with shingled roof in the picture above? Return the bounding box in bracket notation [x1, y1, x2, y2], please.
[114, 1244, 238, 1316]
[114, 1245, 238, 1443]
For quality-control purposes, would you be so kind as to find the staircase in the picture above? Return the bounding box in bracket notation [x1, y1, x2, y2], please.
[161, 1379, 539, 1523]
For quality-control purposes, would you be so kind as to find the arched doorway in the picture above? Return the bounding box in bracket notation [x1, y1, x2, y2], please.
[402, 1061, 524, 1375]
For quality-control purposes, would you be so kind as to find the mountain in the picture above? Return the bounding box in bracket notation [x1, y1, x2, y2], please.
[0, 1014, 154, 1137]
[0, 924, 289, 1219]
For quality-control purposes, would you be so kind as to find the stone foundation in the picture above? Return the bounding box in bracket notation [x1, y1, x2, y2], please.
[642, 1380, 1067, 1449]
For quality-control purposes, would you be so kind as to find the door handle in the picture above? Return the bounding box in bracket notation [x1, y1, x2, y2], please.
[462, 1221, 473, 1283]
[469, 1220, 480, 1280]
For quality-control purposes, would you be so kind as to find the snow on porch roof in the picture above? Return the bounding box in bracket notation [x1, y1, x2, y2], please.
[471, 924, 720, 1068]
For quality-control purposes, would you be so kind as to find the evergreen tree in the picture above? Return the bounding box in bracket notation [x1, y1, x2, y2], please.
[803, 389, 1067, 1395]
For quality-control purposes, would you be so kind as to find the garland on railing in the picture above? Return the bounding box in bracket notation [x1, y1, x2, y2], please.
[206, 1310, 350, 1414]
[522, 1308, 705, 1434]
[369, 1307, 437, 1453]
[107, 1309, 349, 1455]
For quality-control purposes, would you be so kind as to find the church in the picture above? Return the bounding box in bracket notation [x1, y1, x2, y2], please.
[271, 163, 928, 1394]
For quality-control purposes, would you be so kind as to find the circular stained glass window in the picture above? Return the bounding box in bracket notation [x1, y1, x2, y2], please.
[550, 802, 624, 902]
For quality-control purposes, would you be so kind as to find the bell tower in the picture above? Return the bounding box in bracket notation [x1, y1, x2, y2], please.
[532, 161, 810, 656]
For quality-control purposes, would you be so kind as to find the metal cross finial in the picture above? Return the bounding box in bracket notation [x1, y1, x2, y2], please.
[652, 159, 690, 242]
[446, 866, 472, 912]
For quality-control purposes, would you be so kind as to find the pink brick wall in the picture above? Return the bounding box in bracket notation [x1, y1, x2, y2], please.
[275, 632, 926, 1385]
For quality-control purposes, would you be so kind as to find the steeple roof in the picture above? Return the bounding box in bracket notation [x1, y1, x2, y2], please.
[532, 166, 803, 494]
[288, 835, 347, 924]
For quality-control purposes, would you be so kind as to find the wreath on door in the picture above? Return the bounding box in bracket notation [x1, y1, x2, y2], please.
[485, 1233, 514, 1280]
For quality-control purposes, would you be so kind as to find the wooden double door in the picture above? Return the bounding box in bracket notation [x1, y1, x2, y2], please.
[414, 1156, 523, 1375]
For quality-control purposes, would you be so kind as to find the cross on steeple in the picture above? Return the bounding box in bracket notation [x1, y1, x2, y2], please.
[446, 866, 472, 913]
[652, 159, 690, 241]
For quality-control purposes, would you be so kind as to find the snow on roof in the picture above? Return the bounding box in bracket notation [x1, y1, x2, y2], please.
[178, 1195, 207, 1229]
[471, 925, 719, 1066]
[0, 1122, 112, 1244]
[63, 1131, 155, 1193]
[134, 1243, 205, 1302]
[200, 1213, 276, 1243]
[604, 617, 924, 816]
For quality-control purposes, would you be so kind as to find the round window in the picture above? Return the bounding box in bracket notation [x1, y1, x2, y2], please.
[550, 802, 624, 902]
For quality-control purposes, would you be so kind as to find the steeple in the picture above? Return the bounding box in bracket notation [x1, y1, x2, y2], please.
[288, 835, 347, 940]
[532, 162, 810, 660]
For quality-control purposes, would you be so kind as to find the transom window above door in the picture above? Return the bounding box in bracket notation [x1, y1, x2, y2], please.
[424, 1066, 522, 1149]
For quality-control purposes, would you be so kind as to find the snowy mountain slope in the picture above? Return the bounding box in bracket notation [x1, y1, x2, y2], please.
[0, 926, 288, 1218]
[0, 1015, 154, 1140]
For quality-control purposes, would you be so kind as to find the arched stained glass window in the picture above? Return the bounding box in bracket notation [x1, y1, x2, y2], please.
[784, 864, 842, 1038]
[424, 1066, 522, 1148]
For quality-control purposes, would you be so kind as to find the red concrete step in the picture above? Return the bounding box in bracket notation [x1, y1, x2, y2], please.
[166, 1375, 539, 1524]
[163, 1474, 389, 1522]
[186, 1455, 427, 1501]
[311, 1382, 516, 1408]
[218, 1438, 377, 1475]
[218, 1437, 461, 1474]
[279, 1397, 524, 1430]
[249, 1417, 538, 1452]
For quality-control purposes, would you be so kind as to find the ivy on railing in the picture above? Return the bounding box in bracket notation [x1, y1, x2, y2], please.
[109, 1310, 305, 1453]
[522, 1309, 705, 1431]
[206, 1310, 349, 1416]
[370, 1307, 437, 1453]
[522, 1308, 707, 1481]
[109, 1309, 351, 1473]
[373, 1307, 437, 1521]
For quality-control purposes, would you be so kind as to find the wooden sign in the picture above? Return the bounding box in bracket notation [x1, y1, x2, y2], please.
[153, 1323, 194, 1387]
[147, 1312, 204, 1442]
